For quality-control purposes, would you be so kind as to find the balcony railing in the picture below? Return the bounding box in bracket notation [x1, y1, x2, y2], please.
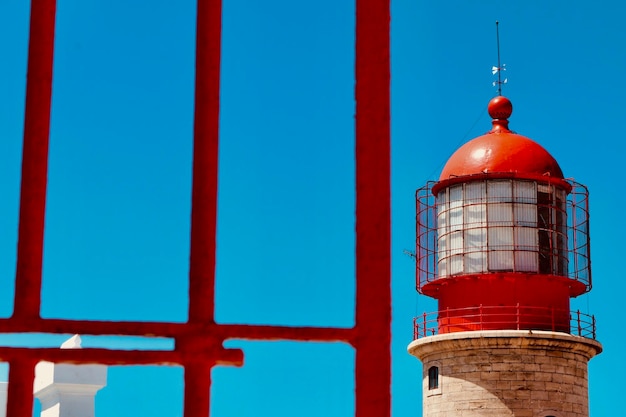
[413, 305, 596, 340]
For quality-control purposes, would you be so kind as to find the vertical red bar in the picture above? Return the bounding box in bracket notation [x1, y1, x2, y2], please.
[185, 0, 222, 415]
[354, 0, 391, 416]
[13, 0, 57, 320]
[5, 360, 36, 417]
[188, 0, 223, 325]
[183, 363, 213, 417]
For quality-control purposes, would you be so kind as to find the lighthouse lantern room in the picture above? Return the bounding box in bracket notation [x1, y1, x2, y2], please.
[408, 95, 601, 417]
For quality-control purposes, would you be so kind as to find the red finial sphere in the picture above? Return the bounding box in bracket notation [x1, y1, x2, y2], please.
[488, 95, 513, 120]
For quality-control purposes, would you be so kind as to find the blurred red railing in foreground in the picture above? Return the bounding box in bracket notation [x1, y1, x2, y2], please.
[413, 305, 596, 340]
[0, 0, 391, 416]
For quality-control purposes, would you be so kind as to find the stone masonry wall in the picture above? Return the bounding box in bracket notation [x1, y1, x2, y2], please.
[407, 331, 602, 417]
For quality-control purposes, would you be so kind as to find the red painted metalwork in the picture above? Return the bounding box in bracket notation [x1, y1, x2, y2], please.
[354, 0, 391, 415]
[185, 0, 225, 413]
[13, 0, 56, 322]
[412, 306, 597, 339]
[6, 359, 37, 417]
[7, 0, 57, 415]
[414, 97, 595, 337]
[1, 0, 391, 416]
[434, 96, 568, 194]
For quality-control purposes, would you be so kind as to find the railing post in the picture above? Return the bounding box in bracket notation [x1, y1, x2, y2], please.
[577, 310, 582, 336]
[569, 312, 572, 335]
[479, 305, 483, 331]
[592, 315, 596, 339]
[422, 312, 427, 338]
[516, 303, 520, 330]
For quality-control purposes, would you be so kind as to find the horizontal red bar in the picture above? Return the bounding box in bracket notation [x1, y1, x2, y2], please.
[0, 346, 244, 367]
[0, 318, 355, 343]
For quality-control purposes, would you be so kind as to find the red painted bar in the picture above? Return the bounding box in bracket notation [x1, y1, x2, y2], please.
[0, 348, 183, 365]
[183, 363, 213, 417]
[188, 0, 223, 325]
[220, 324, 355, 343]
[5, 359, 36, 417]
[13, 0, 57, 320]
[185, 0, 223, 415]
[354, 0, 391, 416]
[0, 317, 185, 337]
[0, 318, 354, 342]
[0, 346, 243, 367]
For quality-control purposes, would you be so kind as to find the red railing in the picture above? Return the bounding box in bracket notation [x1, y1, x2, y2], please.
[413, 305, 596, 340]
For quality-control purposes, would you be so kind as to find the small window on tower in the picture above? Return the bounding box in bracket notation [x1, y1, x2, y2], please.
[428, 366, 439, 390]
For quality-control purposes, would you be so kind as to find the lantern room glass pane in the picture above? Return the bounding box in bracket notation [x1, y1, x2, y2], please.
[488, 180, 512, 201]
[449, 208, 463, 229]
[488, 203, 513, 225]
[449, 185, 463, 202]
[489, 227, 513, 249]
[464, 226, 486, 252]
[437, 189, 447, 211]
[514, 227, 538, 272]
[449, 185, 463, 228]
[514, 203, 536, 227]
[465, 182, 486, 203]
[449, 231, 463, 254]
[438, 232, 448, 254]
[488, 227, 513, 271]
[514, 181, 536, 203]
[449, 254, 463, 275]
[515, 251, 538, 272]
[515, 227, 537, 251]
[465, 251, 487, 273]
[449, 230, 463, 275]
[489, 250, 514, 270]
[438, 257, 448, 277]
[465, 227, 487, 273]
[437, 209, 448, 232]
[464, 202, 486, 228]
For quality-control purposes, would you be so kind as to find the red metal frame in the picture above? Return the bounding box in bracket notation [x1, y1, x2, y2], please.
[0, 0, 391, 416]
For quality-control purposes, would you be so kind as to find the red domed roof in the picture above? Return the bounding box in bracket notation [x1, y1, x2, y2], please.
[438, 96, 564, 182]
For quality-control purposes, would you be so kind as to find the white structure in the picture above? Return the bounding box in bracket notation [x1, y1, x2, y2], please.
[34, 335, 107, 417]
[0, 335, 108, 417]
[0, 382, 7, 417]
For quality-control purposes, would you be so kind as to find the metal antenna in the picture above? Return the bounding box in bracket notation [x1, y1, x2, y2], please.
[492, 21, 507, 95]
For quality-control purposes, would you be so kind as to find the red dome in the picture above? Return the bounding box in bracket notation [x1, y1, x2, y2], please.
[438, 96, 564, 182]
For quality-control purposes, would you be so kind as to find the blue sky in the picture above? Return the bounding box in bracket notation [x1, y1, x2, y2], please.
[0, 0, 624, 416]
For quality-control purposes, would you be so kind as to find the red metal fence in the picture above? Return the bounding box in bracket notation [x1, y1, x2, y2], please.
[413, 305, 596, 340]
[0, 0, 391, 416]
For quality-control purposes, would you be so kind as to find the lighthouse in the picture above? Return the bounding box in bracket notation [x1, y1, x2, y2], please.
[408, 95, 602, 416]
